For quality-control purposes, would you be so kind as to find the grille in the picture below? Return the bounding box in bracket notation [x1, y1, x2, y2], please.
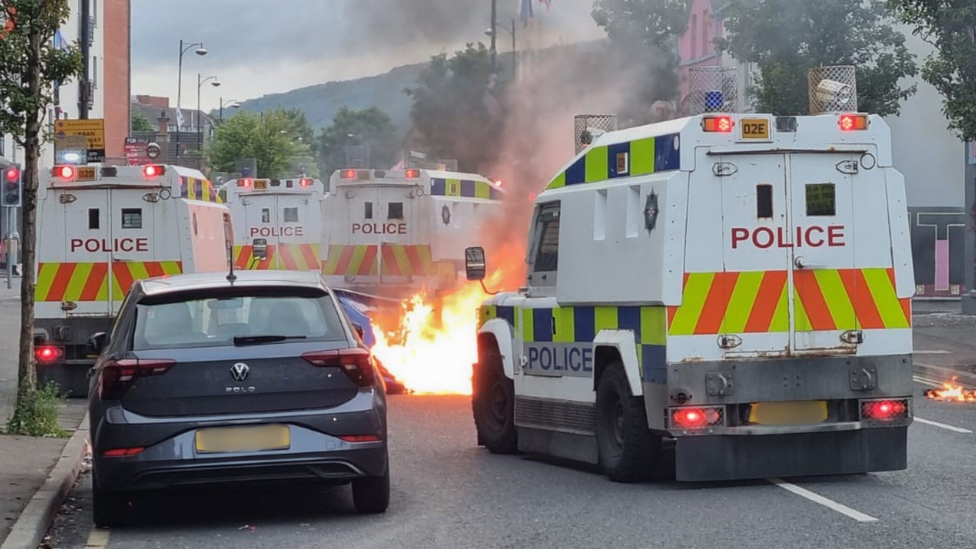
[515, 397, 596, 435]
[808, 66, 857, 115]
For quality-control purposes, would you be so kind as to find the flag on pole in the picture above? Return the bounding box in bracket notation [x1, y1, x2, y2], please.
[176, 108, 186, 129]
[539, 0, 551, 10]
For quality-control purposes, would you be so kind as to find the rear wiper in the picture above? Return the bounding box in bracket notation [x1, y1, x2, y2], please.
[233, 335, 308, 346]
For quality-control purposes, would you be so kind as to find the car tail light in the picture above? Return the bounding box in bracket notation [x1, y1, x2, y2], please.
[100, 358, 175, 400]
[35, 345, 64, 364]
[861, 399, 910, 422]
[302, 348, 376, 387]
[102, 447, 146, 457]
[339, 435, 382, 443]
[670, 406, 724, 429]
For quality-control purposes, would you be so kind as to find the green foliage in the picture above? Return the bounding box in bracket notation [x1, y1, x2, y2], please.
[316, 106, 398, 175]
[888, 0, 976, 140]
[207, 108, 314, 178]
[405, 43, 503, 172]
[592, 0, 691, 48]
[6, 382, 68, 437]
[0, 0, 83, 146]
[130, 111, 154, 132]
[718, 0, 917, 116]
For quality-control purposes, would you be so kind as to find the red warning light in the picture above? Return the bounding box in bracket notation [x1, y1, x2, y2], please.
[238, 178, 253, 188]
[839, 114, 869, 131]
[143, 165, 164, 178]
[57, 165, 76, 180]
[702, 115, 734, 133]
[300, 178, 312, 187]
[404, 169, 421, 179]
[340, 169, 357, 179]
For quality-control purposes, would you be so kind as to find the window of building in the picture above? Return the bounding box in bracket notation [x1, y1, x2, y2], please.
[388, 202, 404, 220]
[121, 208, 142, 229]
[88, 208, 99, 229]
[283, 207, 299, 223]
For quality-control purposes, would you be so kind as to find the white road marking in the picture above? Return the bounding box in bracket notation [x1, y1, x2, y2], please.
[769, 478, 878, 522]
[85, 528, 110, 548]
[913, 376, 943, 388]
[914, 416, 973, 434]
[914, 350, 951, 355]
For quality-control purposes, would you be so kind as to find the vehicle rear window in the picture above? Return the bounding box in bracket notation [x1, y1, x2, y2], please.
[132, 291, 346, 350]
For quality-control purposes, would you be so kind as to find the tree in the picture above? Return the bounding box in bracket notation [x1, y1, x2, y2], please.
[0, 0, 82, 434]
[887, 0, 976, 140]
[206, 108, 313, 178]
[591, 0, 691, 118]
[316, 107, 398, 175]
[405, 43, 504, 172]
[718, 0, 917, 116]
[130, 111, 153, 132]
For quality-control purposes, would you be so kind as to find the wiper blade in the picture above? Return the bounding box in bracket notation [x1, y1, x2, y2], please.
[233, 335, 307, 346]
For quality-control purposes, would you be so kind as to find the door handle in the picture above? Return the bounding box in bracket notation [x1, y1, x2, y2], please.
[794, 256, 824, 270]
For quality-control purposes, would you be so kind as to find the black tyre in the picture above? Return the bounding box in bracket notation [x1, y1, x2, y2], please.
[92, 470, 131, 528]
[352, 467, 390, 514]
[595, 362, 660, 483]
[472, 349, 518, 454]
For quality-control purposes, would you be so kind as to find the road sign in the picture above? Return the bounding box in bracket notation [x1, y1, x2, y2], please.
[54, 119, 105, 162]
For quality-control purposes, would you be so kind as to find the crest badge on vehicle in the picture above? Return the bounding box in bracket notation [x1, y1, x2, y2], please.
[644, 191, 659, 232]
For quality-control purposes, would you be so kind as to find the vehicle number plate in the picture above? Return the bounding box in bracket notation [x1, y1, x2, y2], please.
[739, 118, 770, 140]
[195, 424, 290, 453]
[77, 167, 97, 181]
[253, 179, 268, 190]
[748, 401, 827, 425]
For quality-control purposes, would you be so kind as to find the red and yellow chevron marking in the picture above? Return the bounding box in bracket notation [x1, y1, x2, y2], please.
[667, 268, 911, 336]
[234, 244, 321, 271]
[321, 245, 378, 277]
[379, 244, 436, 277]
[36, 261, 183, 302]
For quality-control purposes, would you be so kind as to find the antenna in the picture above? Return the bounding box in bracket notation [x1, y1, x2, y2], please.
[226, 242, 237, 283]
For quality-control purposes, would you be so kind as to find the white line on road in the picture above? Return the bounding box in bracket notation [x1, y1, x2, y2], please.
[914, 416, 973, 434]
[913, 376, 943, 388]
[769, 478, 878, 522]
[914, 350, 951, 355]
[85, 528, 110, 548]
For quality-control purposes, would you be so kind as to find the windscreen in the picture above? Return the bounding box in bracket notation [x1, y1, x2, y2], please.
[133, 291, 347, 350]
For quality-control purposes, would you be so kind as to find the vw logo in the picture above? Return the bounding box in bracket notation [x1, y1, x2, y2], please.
[230, 363, 250, 382]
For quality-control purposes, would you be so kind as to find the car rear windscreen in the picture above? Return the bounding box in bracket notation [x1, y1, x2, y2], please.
[132, 290, 347, 350]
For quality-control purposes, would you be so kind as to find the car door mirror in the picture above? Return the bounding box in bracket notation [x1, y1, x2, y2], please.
[351, 323, 365, 340]
[253, 238, 268, 260]
[465, 247, 486, 281]
[87, 332, 109, 355]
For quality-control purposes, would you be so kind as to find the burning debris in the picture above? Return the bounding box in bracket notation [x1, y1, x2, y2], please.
[924, 377, 976, 403]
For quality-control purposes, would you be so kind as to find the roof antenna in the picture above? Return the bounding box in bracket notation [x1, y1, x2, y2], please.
[226, 241, 237, 283]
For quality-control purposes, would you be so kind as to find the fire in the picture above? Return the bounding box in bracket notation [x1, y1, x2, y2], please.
[924, 377, 976, 403]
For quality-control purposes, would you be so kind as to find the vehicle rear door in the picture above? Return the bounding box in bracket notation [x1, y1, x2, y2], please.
[109, 190, 156, 313]
[57, 189, 113, 315]
[240, 190, 278, 269]
[276, 193, 317, 270]
[322, 184, 379, 281]
[787, 153, 858, 355]
[376, 186, 416, 284]
[714, 154, 793, 359]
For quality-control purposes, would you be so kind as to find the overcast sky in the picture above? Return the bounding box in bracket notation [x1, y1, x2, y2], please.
[131, 0, 605, 112]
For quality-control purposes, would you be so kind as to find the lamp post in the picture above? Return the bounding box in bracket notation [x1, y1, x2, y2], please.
[485, 19, 517, 77]
[489, 0, 497, 72]
[176, 39, 208, 160]
[197, 74, 220, 151]
[219, 98, 240, 122]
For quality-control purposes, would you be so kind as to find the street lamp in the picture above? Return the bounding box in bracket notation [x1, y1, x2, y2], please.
[485, 19, 516, 76]
[219, 98, 240, 122]
[176, 39, 208, 159]
[197, 74, 220, 148]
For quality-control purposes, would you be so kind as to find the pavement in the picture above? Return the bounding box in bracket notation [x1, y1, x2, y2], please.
[0, 298, 971, 549]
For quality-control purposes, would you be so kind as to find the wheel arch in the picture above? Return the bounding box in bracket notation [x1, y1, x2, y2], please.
[593, 329, 643, 396]
[478, 318, 515, 379]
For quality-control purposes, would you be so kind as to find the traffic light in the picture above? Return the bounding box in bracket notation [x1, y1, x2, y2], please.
[2, 164, 22, 207]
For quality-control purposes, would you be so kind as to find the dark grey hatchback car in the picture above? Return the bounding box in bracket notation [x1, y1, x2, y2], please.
[87, 271, 389, 526]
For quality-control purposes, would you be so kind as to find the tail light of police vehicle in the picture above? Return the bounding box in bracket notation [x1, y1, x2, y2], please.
[100, 358, 175, 400]
[54, 165, 77, 181]
[404, 169, 420, 179]
[143, 164, 165, 178]
[702, 115, 734, 133]
[302, 348, 376, 388]
[669, 406, 726, 430]
[838, 114, 869, 131]
[35, 345, 64, 364]
[860, 398, 911, 424]
[340, 169, 357, 179]
[237, 178, 253, 188]
[300, 178, 312, 187]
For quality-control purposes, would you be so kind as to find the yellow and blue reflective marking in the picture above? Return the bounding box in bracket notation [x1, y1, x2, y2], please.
[430, 178, 502, 200]
[547, 133, 681, 190]
[480, 304, 667, 383]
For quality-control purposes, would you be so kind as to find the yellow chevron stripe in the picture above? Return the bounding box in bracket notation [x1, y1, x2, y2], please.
[417, 245, 434, 276]
[863, 268, 909, 328]
[723, 271, 764, 333]
[814, 269, 857, 330]
[770, 283, 790, 332]
[63, 262, 93, 302]
[391, 245, 411, 276]
[35, 263, 59, 301]
[669, 273, 714, 335]
[347, 245, 368, 276]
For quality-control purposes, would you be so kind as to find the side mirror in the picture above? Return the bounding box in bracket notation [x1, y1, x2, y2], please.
[465, 247, 486, 281]
[351, 323, 365, 340]
[87, 332, 109, 355]
[253, 238, 268, 260]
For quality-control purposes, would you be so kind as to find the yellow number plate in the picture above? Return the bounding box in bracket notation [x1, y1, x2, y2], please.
[748, 401, 827, 425]
[195, 424, 290, 454]
[77, 167, 97, 181]
[253, 179, 269, 190]
[740, 118, 770, 140]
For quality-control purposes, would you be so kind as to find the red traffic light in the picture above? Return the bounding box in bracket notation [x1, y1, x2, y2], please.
[4, 167, 19, 182]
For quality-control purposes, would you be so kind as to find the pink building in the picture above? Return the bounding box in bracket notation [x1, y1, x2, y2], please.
[677, 0, 750, 115]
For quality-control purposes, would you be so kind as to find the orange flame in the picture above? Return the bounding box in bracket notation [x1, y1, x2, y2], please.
[925, 377, 976, 403]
